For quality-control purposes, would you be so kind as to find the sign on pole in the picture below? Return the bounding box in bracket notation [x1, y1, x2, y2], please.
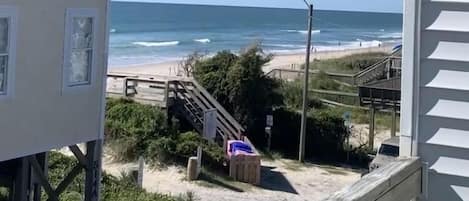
[203, 109, 217, 141]
[342, 111, 352, 128]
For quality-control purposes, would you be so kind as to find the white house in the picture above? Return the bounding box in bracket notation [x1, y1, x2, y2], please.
[400, 0, 469, 200]
[325, 0, 469, 200]
[0, 0, 109, 200]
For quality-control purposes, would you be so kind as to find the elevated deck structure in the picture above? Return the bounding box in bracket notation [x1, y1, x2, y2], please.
[324, 0, 469, 200]
[0, 0, 109, 200]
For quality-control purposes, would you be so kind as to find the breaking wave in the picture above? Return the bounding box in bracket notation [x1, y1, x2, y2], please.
[194, 38, 211, 43]
[132, 41, 180, 47]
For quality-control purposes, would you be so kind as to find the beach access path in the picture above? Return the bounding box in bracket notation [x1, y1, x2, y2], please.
[108, 45, 394, 77]
[102, 155, 361, 201]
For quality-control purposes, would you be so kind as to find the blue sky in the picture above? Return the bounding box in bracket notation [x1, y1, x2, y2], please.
[114, 0, 403, 13]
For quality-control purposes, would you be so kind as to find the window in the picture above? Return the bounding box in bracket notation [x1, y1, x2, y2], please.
[0, 7, 17, 97]
[63, 9, 98, 89]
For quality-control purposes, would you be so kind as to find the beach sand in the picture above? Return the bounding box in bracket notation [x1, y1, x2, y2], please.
[108, 45, 394, 77]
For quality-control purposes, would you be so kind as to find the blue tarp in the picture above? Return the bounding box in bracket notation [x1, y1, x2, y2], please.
[230, 141, 254, 154]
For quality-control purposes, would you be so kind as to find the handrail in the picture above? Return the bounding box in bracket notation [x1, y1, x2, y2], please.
[353, 56, 402, 86]
[176, 81, 236, 140]
[190, 79, 245, 134]
[323, 157, 422, 201]
[188, 84, 240, 140]
[353, 57, 389, 79]
[310, 89, 358, 97]
[265, 68, 354, 78]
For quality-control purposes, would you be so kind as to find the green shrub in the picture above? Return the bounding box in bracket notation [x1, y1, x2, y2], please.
[146, 137, 178, 165]
[60, 192, 82, 201]
[105, 98, 224, 169]
[145, 132, 224, 169]
[193, 45, 283, 145]
[0, 187, 10, 201]
[47, 152, 177, 201]
[108, 136, 140, 162]
[270, 107, 349, 160]
[105, 98, 172, 161]
[280, 80, 324, 110]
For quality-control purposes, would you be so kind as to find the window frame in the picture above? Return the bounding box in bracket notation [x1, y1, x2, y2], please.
[0, 6, 17, 99]
[62, 8, 99, 92]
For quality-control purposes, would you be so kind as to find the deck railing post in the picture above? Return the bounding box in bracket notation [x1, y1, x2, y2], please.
[369, 102, 376, 150]
[164, 81, 170, 108]
[391, 102, 397, 137]
[123, 78, 128, 97]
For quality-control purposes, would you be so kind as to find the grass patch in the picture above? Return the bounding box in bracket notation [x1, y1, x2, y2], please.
[310, 52, 389, 74]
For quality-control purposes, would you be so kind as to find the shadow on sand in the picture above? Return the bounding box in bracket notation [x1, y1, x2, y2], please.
[259, 165, 298, 194]
[198, 171, 245, 192]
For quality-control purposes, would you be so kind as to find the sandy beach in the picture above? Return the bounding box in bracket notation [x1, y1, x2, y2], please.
[108, 45, 394, 77]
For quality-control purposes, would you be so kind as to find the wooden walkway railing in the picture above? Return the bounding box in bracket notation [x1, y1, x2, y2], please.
[265, 68, 355, 85]
[323, 157, 422, 201]
[106, 73, 245, 142]
[310, 89, 359, 106]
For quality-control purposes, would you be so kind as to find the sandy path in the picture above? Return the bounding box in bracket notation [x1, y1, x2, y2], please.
[103, 157, 361, 201]
[349, 124, 400, 149]
[108, 46, 394, 77]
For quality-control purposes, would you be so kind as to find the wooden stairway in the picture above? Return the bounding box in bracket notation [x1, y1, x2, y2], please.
[353, 49, 402, 86]
[172, 79, 245, 143]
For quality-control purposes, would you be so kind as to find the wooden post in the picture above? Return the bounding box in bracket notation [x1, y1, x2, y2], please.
[13, 158, 30, 201]
[196, 146, 202, 175]
[84, 140, 102, 201]
[123, 78, 128, 97]
[164, 81, 170, 108]
[187, 157, 198, 181]
[32, 153, 47, 201]
[386, 59, 391, 79]
[369, 105, 376, 150]
[391, 103, 397, 137]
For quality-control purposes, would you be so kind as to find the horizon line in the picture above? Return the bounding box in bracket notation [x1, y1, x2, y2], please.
[111, 0, 403, 14]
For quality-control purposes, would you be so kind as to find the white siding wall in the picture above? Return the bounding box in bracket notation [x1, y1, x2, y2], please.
[402, 0, 469, 200]
[0, 0, 108, 161]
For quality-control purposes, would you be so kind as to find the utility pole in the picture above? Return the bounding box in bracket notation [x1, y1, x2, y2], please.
[299, 2, 314, 163]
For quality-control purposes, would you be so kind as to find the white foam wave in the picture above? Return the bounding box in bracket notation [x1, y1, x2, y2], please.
[283, 29, 321, 34]
[132, 41, 180, 47]
[110, 28, 117, 33]
[378, 32, 402, 39]
[194, 38, 211, 43]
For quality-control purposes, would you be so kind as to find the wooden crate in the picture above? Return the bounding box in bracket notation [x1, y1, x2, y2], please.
[229, 154, 261, 185]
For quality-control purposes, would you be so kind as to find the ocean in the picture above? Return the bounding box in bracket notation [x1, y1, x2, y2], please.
[109, 2, 403, 67]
